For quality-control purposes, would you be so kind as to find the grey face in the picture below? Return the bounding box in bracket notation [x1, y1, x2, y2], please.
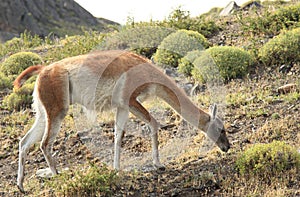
[206, 104, 230, 152]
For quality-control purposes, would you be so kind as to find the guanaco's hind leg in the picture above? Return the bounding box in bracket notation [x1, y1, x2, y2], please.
[129, 100, 164, 169]
[39, 110, 67, 177]
[38, 68, 70, 177]
[17, 107, 46, 192]
[113, 107, 129, 170]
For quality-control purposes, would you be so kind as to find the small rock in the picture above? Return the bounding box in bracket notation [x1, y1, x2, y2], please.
[190, 83, 205, 96]
[246, 95, 256, 102]
[279, 64, 293, 73]
[164, 68, 178, 78]
[242, 139, 250, 144]
[181, 83, 193, 95]
[277, 83, 297, 94]
[36, 168, 54, 178]
[80, 136, 93, 143]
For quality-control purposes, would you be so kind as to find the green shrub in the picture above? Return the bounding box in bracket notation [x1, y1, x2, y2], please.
[19, 30, 44, 48]
[163, 8, 191, 30]
[153, 29, 209, 67]
[2, 82, 35, 111]
[101, 25, 174, 58]
[45, 31, 105, 62]
[192, 46, 254, 83]
[0, 72, 13, 90]
[238, 3, 300, 41]
[3, 37, 23, 50]
[189, 19, 221, 38]
[239, 3, 300, 37]
[0, 31, 43, 58]
[178, 50, 203, 76]
[236, 141, 300, 177]
[258, 28, 300, 66]
[0, 52, 43, 75]
[158, 8, 221, 38]
[265, 3, 300, 35]
[46, 163, 118, 196]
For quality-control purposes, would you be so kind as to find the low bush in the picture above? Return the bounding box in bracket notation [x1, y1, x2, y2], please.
[0, 52, 43, 75]
[153, 29, 209, 68]
[46, 163, 118, 197]
[101, 25, 174, 58]
[265, 3, 300, 35]
[158, 8, 221, 38]
[189, 19, 221, 38]
[192, 46, 254, 83]
[240, 3, 300, 37]
[2, 82, 35, 111]
[45, 31, 105, 62]
[178, 50, 203, 76]
[0, 31, 44, 58]
[0, 72, 12, 90]
[258, 28, 300, 66]
[236, 141, 300, 177]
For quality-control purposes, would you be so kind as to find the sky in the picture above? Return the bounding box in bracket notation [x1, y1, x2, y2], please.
[74, 0, 250, 24]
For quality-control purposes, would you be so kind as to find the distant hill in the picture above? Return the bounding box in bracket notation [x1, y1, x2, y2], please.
[0, 0, 119, 42]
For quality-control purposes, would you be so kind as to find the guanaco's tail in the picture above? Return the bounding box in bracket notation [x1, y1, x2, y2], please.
[13, 65, 44, 89]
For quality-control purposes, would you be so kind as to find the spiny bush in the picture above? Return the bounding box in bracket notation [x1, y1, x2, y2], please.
[189, 19, 221, 38]
[158, 8, 221, 38]
[258, 28, 300, 66]
[153, 30, 209, 68]
[240, 3, 300, 37]
[236, 141, 300, 178]
[192, 46, 254, 83]
[2, 82, 35, 111]
[0, 31, 43, 58]
[101, 25, 174, 58]
[162, 8, 191, 30]
[0, 52, 43, 75]
[265, 3, 300, 35]
[178, 50, 203, 76]
[45, 31, 105, 62]
[2, 37, 23, 53]
[0, 72, 12, 90]
[46, 163, 118, 197]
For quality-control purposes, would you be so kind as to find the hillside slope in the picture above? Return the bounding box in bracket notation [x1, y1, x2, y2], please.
[0, 0, 119, 42]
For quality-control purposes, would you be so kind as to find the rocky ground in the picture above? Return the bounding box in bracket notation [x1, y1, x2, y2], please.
[0, 62, 299, 196]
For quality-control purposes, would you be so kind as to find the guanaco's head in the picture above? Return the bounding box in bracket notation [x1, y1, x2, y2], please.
[205, 104, 230, 152]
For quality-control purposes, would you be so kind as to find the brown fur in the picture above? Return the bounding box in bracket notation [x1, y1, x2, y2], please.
[13, 65, 44, 89]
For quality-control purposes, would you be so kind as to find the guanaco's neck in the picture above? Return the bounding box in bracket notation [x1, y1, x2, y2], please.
[156, 83, 211, 132]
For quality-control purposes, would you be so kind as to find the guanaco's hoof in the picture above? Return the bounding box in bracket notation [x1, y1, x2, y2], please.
[154, 164, 166, 171]
[17, 184, 25, 193]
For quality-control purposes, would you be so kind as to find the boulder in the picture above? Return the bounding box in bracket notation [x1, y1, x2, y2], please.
[241, 1, 262, 11]
[219, 1, 240, 16]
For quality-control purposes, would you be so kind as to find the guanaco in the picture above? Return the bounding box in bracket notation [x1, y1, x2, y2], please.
[14, 50, 230, 192]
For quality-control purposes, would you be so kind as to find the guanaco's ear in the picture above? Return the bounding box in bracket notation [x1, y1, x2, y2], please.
[209, 103, 217, 120]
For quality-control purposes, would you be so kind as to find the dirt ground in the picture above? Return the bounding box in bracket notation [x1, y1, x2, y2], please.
[0, 65, 299, 196]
